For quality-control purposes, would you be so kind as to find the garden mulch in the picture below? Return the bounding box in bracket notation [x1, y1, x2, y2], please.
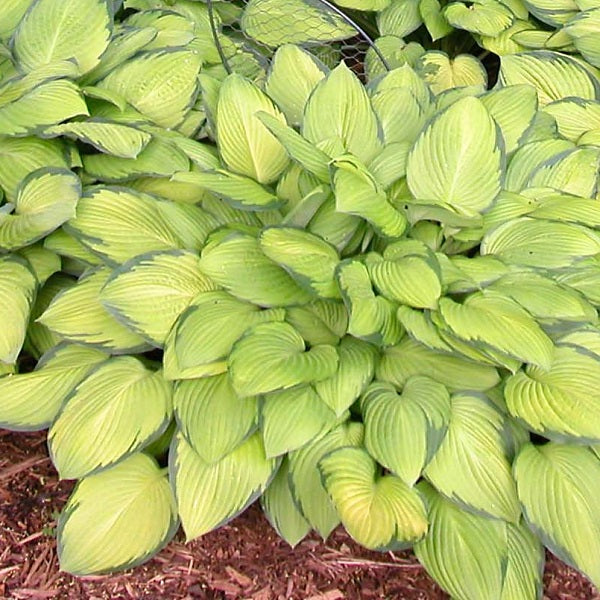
[1, 430, 598, 600]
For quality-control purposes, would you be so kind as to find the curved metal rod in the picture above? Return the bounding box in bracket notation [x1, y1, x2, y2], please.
[316, 0, 391, 72]
[206, 0, 232, 74]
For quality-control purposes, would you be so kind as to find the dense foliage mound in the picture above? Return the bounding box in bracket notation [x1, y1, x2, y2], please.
[1, 0, 600, 597]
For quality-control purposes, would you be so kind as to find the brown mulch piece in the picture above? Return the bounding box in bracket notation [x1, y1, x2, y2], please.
[1, 430, 598, 600]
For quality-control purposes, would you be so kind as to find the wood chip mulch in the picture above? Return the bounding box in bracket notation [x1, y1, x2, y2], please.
[1, 430, 598, 600]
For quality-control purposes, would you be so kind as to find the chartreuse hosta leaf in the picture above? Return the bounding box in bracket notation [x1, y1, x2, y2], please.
[289, 422, 364, 538]
[416, 52, 487, 95]
[498, 51, 600, 106]
[58, 453, 177, 575]
[438, 292, 554, 369]
[0, 168, 80, 251]
[0, 0, 31, 41]
[261, 458, 311, 547]
[564, 8, 600, 67]
[265, 45, 328, 126]
[38, 267, 149, 353]
[0, 344, 108, 431]
[319, 446, 428, 550]
[100, 250, 215, 347]
[303, 63, 382, 164]
[332, 156, 407, 239]
[407, 96, 503, 217]
[44, 228, 102, 266]
[363, 378, 451, 486]
[163, 291, 285, 380]
[336, 260, 403, 346]
[424, 393, 521, 522]
[505, 345, 600, 441]
[377, 0, 421, 36]
[241, 0, 356, 46]
[174, 375, 257, 464]
[444, 0, 514, 35]
[286, 300, 348, 346]
[0, 256, 37, 365]
[261, 386, 338, 457]
[172, 431, 278, 541]
[259, 226, 340, 299]
[13, 0, 111, 75]
[216, 74, 289, 185]
[542, 98, 600, 141]
[199, 229, 311, 307]
[481, 217, 600, 269]
[314, 336, 378, 416]
[98, 49, 201, 129]
[229, 321, 338, 398]
[514, 443, 600, 587]
[415, 482, 543, 600]
[49, 357, 172, 479]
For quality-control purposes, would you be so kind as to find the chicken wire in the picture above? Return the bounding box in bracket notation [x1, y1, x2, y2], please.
[206, 0, 390, 80]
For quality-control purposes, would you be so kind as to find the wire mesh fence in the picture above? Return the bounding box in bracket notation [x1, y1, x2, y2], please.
[206, 0, 390, 80]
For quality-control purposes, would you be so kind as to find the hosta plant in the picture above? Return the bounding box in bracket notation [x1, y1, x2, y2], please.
[0, 0, 600, 598]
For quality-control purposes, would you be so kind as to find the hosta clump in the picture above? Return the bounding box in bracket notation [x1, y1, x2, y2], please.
[1, 0, 600, 598]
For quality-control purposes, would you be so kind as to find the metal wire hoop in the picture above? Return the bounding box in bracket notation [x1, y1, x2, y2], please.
[205, 0, 391, 77]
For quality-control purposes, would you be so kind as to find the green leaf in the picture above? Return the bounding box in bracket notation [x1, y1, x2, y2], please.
[506, 346, 600, 442]
[216, 74, 289, 185]
[289, 421, 364, 538]
[481, 217, 600, 269]
[241, 0, 356, 46]
[172, 431, 278, 541]
[38, 267, 149, 353]
[0, 168, 80, 251]
[514, 442, 600, 587]
[229, 321, 338, 398]
[174, 375, 257, 464]
[163, 291, 285, 380]
[438, 291, 554, 369]
[14, 0, 111, 75]
[0, 256, 37, 365]
[522, 0, 579, 26]
[0, 343, 108, 431]
[378, 0, 422, 37]
[100, 250, 215, 347]
[303, 63, 382, 164]
[542, 98, 600, 141]
[59, 454, 177, 578]
[261, 386, 338, 457]
[332, 156, 408, 238]
[319, 446, 428, 550]
[416, 51, 487, 95]
[285, 300, 347, 346]
[424, 393, 521, 521]
[498, 51, 600, 106]
[98, 49, 201, 128]
[265, 45, 328, 126]
[407, 96, 503, 217]
[0, 78, 89, 136]
[419, 0, 454, 40]
[0, 0, 31, 41]
[259, 226, 340, 299]
[336, 259, 403, 346]
[44, 228, 102, 266]
[363, 378, 451, 485]
[199, 229, 312, 307]
[261, 458, 311, 548]
[444, 0, 514, 36]
[49, 357, 172, 478]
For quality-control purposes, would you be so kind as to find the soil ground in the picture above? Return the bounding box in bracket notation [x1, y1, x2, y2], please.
[1, 430, 598, 600]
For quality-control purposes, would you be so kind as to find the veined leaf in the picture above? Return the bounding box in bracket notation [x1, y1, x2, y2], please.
[424, 393, 521, 522]
[38, 267, 149, 353]
[363, 377, 451, 485]
[514, 443, 600, 587]
[0, 0, 31, 41]
[58, 453, 177, 575]
[49, 357, 172, 479]
[416, 51, 487, 94]
[286, 300, 347, 346]
[444, 0, 514, 35]
[506, 346, 600, 441]
[0, 343, 108, 431]
[371, 87, 428, 145]
[543, 98, 600, 141]
[289, 422, 363, 536]
[407, 96, 503, 217]
[0, 168, 80, 251]
[100, 250, 215, 347]
[163, 291, 285, 380]
[319, 446, 428, 550]
[261, 386, 337, 457]
[438, 291, 554, 369]
[172, 431, 278, 541]
[378, 0, 422, 37]
[174, 375, 257, 464]
[229, 321, 338, 398]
